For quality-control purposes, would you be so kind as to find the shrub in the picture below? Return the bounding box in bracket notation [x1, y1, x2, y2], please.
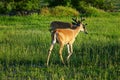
[47, 0, 71, 7]
[50, 6, 79, 16]
[40, 6, 79, 16]
[0, 1, 4, 14]
[47, 0, 114, 11]
[40, 7, 51, 16]
[74, 1, 110, 17]
[83, 6, 110, 17]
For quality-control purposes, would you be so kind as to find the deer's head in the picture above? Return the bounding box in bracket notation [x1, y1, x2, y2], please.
[72, 17, 88, 34]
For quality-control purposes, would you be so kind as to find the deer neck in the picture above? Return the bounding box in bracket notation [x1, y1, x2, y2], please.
[73, 25, 82, 37]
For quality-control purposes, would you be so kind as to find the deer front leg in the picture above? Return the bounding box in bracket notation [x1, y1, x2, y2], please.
[67, 44, 71, 54]
[67, 44, 73, 61]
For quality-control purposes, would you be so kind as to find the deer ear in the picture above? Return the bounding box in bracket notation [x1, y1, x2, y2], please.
[72, 22, 76, 25]
[72, 18, 75, 21]
[72, 17, 78, 24]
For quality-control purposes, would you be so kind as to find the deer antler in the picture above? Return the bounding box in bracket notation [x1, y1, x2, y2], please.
[72, 18, 78, 23]
[72, 17, 79, 25]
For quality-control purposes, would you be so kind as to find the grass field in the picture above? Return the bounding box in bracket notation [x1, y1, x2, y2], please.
[0, 14, 120, 80]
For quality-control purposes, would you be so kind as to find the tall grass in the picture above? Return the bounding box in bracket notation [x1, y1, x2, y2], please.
[0, 15, 120, 80]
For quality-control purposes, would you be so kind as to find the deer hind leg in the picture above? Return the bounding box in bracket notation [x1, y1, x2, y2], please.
[67, 44, 73, 61]
[59, 44, 65, 64]
[47, 33, 57, 66]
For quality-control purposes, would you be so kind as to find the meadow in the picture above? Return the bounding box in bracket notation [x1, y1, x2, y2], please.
[0, 14, 120, 80]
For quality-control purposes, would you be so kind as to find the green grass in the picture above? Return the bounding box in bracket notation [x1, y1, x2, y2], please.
[0, 14, 120, 80]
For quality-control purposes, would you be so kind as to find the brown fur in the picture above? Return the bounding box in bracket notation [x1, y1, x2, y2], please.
[50, 21, 76, 32]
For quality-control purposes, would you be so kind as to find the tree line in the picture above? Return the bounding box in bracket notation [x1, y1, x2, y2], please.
[0, 0, 115, 15]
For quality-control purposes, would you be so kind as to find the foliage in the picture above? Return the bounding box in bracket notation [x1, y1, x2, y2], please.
[84, 0, 113, 10]
[15, 0, 40, 11]
[40, 6, 79, 16]
[0, 1, 15, 14]
[46, 0, 71, 7]
[50, 6, 79, 16]
[0, 0, 117, 15]
[47, 0, 114, 11]
[0, 1, 4, 13]
[80, 5, 110, 17]
[40, 7, 51, 16]
[0, 0, 42, 15]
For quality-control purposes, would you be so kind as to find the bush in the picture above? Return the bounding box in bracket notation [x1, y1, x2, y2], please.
[83, 6, 110, 17]
[40, 7, 51, 16]
[0, 0, 41, 15]
[0, 1, 4, 14]
[73, 1, 110, 17]
[40, 6, 79, 16]
[47, 0, 114, 11]
[50, 6, 79, 16]
[47, 0, 71, 7]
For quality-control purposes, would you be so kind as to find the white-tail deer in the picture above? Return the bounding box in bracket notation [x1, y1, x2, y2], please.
[47, 18, 88, 66]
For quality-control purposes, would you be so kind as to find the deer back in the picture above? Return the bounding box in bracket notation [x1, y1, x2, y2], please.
[50, 21, 73, 31]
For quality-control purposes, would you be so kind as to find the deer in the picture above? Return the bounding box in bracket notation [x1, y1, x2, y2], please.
[47, 18, 88, 66]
